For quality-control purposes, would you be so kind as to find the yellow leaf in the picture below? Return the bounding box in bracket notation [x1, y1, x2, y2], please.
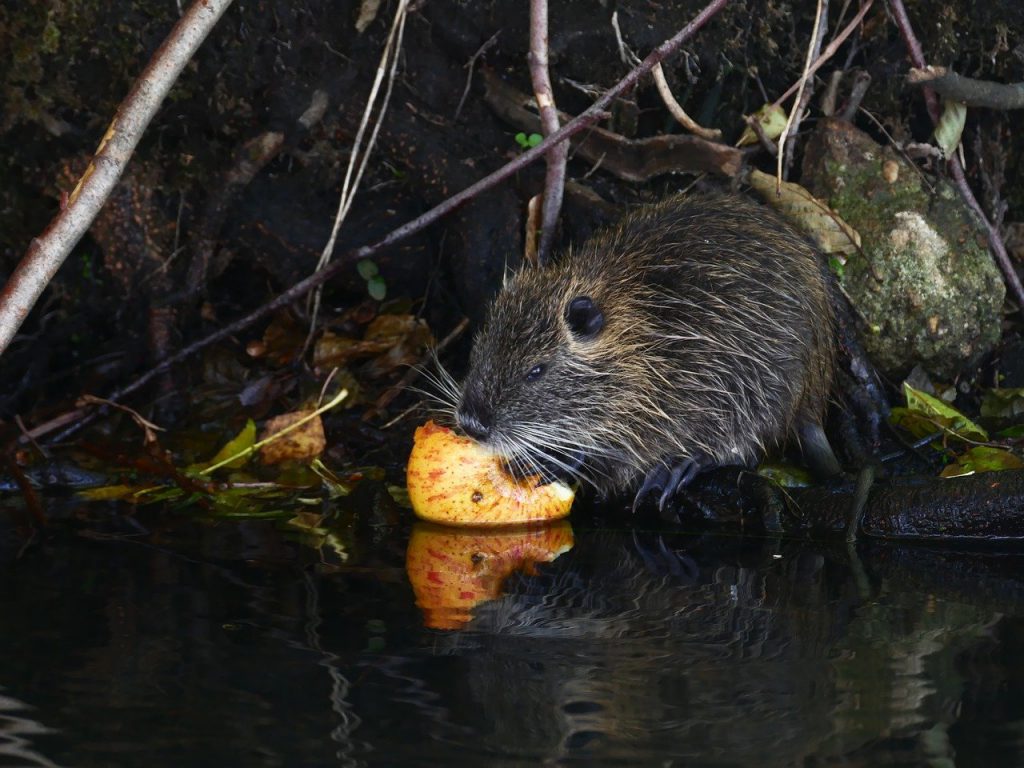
[748, 170, 861, 256]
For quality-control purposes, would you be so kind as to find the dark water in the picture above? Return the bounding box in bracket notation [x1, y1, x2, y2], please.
[3, 500, 1024, 767]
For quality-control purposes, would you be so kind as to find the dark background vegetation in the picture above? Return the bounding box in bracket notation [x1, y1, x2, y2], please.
[0, 0, 1021, 436]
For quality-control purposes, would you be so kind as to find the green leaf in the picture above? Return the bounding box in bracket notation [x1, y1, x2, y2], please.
[934, 100, 967, 158]
[889, 406, 943, 443]
[900, 382, 987, 442]
[757, 461, 813, 488]
[387, 484, 412, 508]
[205, 419, 257, 470]
[514, 132, 529, 148]
[737, 103, 788, 147]
[998, 424, 1024, 439]
[526, 132, 543, 148]
[940, 446, 1024, 478]
[367, 275, 387, 301]
[357, 259, 379, 280]
[981, 388, 1024, 420]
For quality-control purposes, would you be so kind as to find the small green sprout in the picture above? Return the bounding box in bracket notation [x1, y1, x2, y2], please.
[357, 259, 387, 300]
[514, 132, 543, 150]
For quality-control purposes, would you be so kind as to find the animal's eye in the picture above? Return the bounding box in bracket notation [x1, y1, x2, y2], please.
[525, 364, 546, 382]
[566, 295, 604, 339]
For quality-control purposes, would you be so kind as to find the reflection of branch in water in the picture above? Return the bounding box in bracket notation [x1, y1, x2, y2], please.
[302, 571, 362, 766]
[0, 689, 62, 768]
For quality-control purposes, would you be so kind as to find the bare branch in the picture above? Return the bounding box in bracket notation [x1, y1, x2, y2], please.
[528, 0, 569, 265]
[0, 0, 235, 357]
[908, 66, 1024, 110]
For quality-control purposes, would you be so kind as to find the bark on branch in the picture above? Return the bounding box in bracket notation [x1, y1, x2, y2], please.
[908, 66, 1024, 110]
[0, 0, 236, 357]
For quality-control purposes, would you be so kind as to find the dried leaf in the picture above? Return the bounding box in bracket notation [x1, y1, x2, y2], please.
[314, 331, 392, 368]
[262, 312, 307, 365]
[737, 104, 788, 147]
[748, 170, 861, 256]
[354, 0, 381, 33]
[259, 410, 326, 465]
[934, 100, 967, 158]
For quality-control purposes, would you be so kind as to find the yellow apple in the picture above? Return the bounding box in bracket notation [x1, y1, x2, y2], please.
[406, 420, 575, 525]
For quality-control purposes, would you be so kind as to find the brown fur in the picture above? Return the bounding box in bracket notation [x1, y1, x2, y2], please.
[449, 191, 837, 494]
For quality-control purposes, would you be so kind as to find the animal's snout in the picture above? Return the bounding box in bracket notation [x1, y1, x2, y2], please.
[456, 399, 493, 442]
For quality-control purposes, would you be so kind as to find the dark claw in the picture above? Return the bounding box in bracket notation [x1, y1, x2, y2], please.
[632, 455, 707, 513]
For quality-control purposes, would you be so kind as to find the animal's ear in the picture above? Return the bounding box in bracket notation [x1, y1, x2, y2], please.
[566, 296, 604, 340]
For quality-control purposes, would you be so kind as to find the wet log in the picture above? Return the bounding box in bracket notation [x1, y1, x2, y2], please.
[678, 468, 1024, 543]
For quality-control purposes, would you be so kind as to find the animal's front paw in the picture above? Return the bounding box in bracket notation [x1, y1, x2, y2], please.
[632, 455, 706, 514]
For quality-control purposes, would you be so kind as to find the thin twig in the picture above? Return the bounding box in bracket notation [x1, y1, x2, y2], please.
[38, 0, 732, 443]
[454, 31, 500, 121]
[783, 0, 828, 179]
[652, 63, 722, 140]
[777, 0, 826, 189]
[888, 0, 1024, 312]
[0, 0, 235, 357]
[528, 0, 569, 265]
[304, 0, 410, 353]
[771, 0, 873, 110]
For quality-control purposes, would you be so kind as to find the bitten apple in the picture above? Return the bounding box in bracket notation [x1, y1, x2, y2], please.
[406, 421, 575, 525]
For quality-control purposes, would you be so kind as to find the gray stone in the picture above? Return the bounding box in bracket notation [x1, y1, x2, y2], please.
[801, 118, 1004, 380]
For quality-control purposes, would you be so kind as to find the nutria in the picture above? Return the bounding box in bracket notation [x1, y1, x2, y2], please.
[447, 191, 841, 508]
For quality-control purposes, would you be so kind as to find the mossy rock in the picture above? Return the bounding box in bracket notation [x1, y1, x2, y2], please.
[801, 118, 1004, 380]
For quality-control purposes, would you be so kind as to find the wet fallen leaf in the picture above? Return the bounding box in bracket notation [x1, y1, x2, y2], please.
[262, 312, 307, 365]
[309, 458, 352, 498]
[940, 446, 1024, 478]
[891, 382, 988, 444]
[259, 410, 326, 464]
[757, 461, 813, 488]
[200, 419, 256, 471]
[748, 169, 861, 257]
[362, 314, 433, 379]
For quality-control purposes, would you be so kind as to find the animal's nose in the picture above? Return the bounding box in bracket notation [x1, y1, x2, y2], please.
[457, 406, 492, 442]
